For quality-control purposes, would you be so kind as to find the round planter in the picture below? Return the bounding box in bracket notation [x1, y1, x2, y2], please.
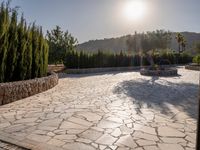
[185, 64, 200, 71]
[140, 67, 178, 76]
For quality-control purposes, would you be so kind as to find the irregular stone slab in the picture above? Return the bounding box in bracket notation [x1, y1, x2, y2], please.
[4, 124, 28, 133]
[119, 125, 134, 134]
[77, 112, 101, 122]
[167, 122, 185, 129]
[161, 137, 186, 144]
[111, 128, 121, 137]
[154, 115, 172, 123]
[80, 129, 103, 141]
[76, 138, 92, 144]
[144, 146, 160, 150]
[106, 117, 123, 123]
[13, 117, 38, 124]
[136, 139, 156, 146]
[27, 134, 51, 143]
[134, 124, 157, 135]
[54, 134, 77, 140]
[158, 127, 185, 137]
[40, 119, 63, 127]
[96, 134, 117, 145]
[37, 125, 58, 131]
[158, 143, 184, 150]
[67, 129, 84, 134]
[68, 117, 93, 127]
[47, 139, 65, 146]
[60, 121, 88, 130]
[133, 131, 159, 141]
[63, 142, 96, 150]
[32, 130, 48, 135]
[115, 135, 137, 149]
[97, 120, 121, 129]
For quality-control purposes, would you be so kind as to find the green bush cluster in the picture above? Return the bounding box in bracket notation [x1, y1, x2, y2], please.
[0, 2, 48, 83]
[193, 55, 200, 65]
[64, 50, 192, 69]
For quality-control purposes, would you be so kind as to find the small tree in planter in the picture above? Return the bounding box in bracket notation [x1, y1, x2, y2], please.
[140, 30, 172, 69]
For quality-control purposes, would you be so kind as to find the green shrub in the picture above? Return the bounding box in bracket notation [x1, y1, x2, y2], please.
[193, 55, 200, 65]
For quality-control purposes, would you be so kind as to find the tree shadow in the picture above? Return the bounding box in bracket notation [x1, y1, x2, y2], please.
[113, 77, 199, 119]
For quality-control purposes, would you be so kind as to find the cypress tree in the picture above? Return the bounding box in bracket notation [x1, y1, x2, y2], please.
[6, 9, 18, 81]
[25, 26, 32, 79]
[38, 27, 44, 77]
[0, 2, 9, 82]
[31, 25, 40, 78]
[15, 15, 27, 80]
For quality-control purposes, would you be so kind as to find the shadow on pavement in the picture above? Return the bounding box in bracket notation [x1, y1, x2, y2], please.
[113, 77, 199, 120]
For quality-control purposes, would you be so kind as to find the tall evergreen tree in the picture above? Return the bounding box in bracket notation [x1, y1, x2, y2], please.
[0, 2, 9, 82]
[6, 9, 18, 81]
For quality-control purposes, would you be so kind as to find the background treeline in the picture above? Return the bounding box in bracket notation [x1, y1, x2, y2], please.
[64, 50, 192, 69]
[47, 27, 193, 69]
[0, 2, 48, 83]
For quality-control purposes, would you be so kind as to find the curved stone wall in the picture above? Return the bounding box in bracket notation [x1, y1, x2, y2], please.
[140, 68, 178, 76]
[0, 72, 58, 105]
[185, 65, 200, 71]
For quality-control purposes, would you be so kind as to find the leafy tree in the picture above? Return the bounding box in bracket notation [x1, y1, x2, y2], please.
[47, 26, 78, 64]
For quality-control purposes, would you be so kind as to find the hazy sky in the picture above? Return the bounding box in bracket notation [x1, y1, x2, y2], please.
[4, 0, 200, 43]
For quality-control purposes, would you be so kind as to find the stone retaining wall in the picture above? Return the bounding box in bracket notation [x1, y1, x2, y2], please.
[0, 72, 58, 105]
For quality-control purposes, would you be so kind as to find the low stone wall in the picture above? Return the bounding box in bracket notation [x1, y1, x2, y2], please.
[0, 72, 58, 105]
[185, 64, 200, 71]
[65, 65, 178, 74]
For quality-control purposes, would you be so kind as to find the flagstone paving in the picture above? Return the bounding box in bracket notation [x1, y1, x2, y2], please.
[0, 68, 199, 150]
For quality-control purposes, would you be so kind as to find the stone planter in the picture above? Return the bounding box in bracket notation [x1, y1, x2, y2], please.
[185, 64, 200, 71]
[0, 72, 58, 105]
[140, 67, 178, 76]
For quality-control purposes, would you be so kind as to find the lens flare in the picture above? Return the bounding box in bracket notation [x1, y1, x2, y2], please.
[124, 0, 146, 21]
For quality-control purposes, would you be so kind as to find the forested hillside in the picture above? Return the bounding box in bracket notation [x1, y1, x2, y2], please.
[77, 32, 200, 54]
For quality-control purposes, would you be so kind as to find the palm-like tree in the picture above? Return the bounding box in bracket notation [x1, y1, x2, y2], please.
[181, 39, 186, 52]
[176, 33, 183, 54]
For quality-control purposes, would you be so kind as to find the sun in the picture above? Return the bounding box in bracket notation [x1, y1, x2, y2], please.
[124, 0, 146, 21]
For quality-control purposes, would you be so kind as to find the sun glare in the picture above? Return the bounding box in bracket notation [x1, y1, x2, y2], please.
[124, 0, 146, 21]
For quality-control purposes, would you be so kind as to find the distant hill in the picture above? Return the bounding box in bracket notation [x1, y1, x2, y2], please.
[77, 32, 200, 54]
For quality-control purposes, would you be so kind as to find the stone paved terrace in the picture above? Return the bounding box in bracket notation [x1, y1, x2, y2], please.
[0, 67, 199, 150]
